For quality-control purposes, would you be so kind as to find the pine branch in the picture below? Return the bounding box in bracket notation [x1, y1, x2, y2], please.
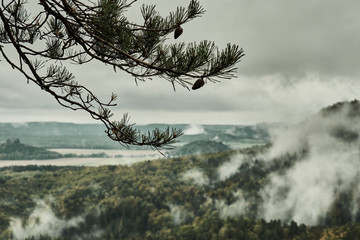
[0, 0, 244, 150]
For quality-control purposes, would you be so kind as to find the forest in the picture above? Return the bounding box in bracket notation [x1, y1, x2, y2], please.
[1, 101, 360, 239]
[0, 146, 360, 239]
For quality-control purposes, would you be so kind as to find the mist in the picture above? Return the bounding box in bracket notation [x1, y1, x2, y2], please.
[259, 101, 360, 225]
[211, 101, 360, 225]
[217, 154, 244, 181]
[181, 168, 209, 186]
[10, 199, 84, 240]
[167, 203, 193, 225]
[183, 124, 206, 135]
[215, 191, 248, 219]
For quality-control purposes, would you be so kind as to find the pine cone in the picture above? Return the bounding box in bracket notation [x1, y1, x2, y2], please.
[192, 78, 205, 90]
[174, 26, 183, 39]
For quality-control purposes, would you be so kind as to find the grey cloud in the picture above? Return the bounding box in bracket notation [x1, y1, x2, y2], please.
[2, 1, 360, 124]
[200, 0, 360, 77]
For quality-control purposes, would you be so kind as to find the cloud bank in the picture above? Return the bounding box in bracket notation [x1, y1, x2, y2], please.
[3, 1, 360, 124]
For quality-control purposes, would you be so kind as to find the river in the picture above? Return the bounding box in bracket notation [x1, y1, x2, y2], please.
[0, 149, 164, 167]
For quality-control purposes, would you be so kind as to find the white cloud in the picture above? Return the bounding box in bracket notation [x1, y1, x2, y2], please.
[10, 200, 84, 240]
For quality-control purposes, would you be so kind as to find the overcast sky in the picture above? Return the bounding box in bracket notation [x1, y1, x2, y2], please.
[1, 0, 360, 125]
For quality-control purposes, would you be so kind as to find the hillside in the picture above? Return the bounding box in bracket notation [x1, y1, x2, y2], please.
[320, 99, 360, 117]
[0, 122, 118, 149]
[0, 145, 359, 239]
[169, 140, 231, 156]
[268, 99, 360, 157]
[0, 138, 111, 160]
[0, 138, 62, 160]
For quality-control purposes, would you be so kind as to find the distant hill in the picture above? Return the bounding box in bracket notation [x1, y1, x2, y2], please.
[0, 138, 62, 160]
[0, 122, 118, 149]
[0, 122, 276, 149]
[0, 138, 110, 160]
[305, 100, 360, 144]
[320, 99, 360, 118]
[169, 140, 231, 156]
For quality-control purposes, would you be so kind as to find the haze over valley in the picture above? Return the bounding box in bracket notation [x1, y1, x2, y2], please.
[1, 101, 360, 239]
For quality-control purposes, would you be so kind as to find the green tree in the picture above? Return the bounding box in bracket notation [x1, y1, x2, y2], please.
[0, 0, 243, 150]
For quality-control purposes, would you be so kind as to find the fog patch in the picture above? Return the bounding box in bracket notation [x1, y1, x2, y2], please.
[183, 124, 206, 135]
[265, 126, 306, 160]
[215, 191, 247, 219]
[167, 203, 193, 225]
[351, 183, 360, 221]
[181, 168, 209, 186]
[10, 200, 84, 240]
[10, 122, 28, 128]
[217, 154, 244, 181]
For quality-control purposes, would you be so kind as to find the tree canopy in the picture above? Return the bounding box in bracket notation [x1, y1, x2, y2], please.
[0, 0, 244, 150]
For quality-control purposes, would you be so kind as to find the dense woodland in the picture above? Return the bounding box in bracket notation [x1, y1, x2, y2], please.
[1, 146, 360, 239]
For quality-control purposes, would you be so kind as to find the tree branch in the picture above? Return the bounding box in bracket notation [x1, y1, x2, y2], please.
[0, 0, 244, 151]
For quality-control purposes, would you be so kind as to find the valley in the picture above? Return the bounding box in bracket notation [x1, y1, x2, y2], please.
[2, 101, 360, 239]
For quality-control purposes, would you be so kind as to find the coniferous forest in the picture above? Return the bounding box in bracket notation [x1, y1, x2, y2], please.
[0, 148, 360, 239]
